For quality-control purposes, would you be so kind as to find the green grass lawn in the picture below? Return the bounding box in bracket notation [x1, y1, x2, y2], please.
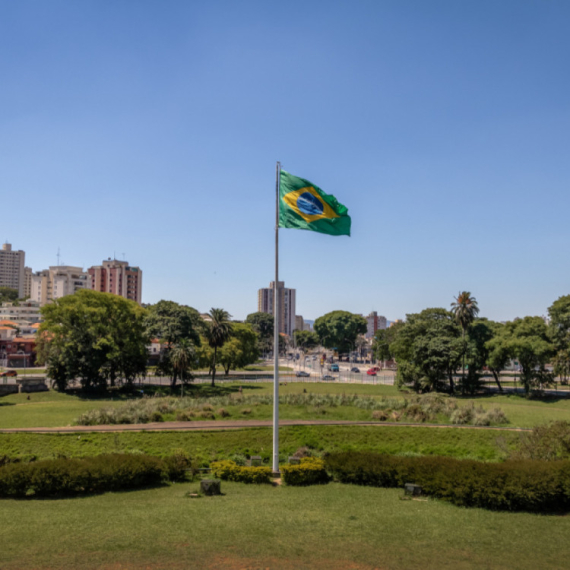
[0, 425, 518, 462]
[2, 382, 570, 429]
[1, 481, 569, 570]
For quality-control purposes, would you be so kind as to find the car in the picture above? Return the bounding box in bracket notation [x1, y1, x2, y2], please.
[366, 368, 377, 376]
[329, 364, 339, 372]
[295, 371, 310, 377]
[0, 370, 17, 377]
[312, 356, 317, 360]
[350, 367, 360, 373]
[322, 375, 335, 381]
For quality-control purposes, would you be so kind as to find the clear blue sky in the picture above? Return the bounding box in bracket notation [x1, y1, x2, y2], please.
[1, 0, 569, 322]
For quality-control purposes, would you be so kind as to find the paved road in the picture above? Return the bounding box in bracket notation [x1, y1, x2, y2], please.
[0, 419, 530, 434]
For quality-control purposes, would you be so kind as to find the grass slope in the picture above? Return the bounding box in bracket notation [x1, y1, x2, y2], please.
[2, 382, 570, 429]
[1, 482, 569, 570]
[0, 425, 516, 462]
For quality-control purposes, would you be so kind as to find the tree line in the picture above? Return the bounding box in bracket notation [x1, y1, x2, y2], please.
[373, 292, 570, 395]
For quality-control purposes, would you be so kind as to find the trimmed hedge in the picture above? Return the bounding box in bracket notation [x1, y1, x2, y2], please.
[0, 454, 167, 498]
[210, 460, 272, 484]
[280, 458, 329, 486]
[325, 451, 570, 512]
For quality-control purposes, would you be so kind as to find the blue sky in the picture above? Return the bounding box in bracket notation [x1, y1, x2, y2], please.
[1, 0, 569, 322]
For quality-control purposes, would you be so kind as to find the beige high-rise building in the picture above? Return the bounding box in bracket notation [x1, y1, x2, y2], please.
[258, 281, 296, 336]
[0, 243, 25, 298]
[88, 258, 142, 303]
[23, 267, 32, 298]
[295, 315, 304, 332]
[31, 266, 92, 306]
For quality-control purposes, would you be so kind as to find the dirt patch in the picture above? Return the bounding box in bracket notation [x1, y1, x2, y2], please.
[204, 555, 386, 570]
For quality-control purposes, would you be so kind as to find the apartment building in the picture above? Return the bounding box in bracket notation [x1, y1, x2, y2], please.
[88, 258, 142, 303]
[0, 301, 42, 325]
[0, 243, 25, 298]
[365, 311, 388, 339]
[258, 281, 296, 336]
[31, 266, 92, 306]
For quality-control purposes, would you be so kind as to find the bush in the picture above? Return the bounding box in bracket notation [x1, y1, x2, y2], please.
[163, 449, 196, 482]
[150, 411, 164, 422]
[210, 460, 272, 484]
[241, 408, 252, 415]
[511, 421, 570, 461]
[372, 410, 389, 421]
[216, 408, 231, 418]
[280, 458, 329, 486]
[325, 451, 570, 512]
[0, 454, 166, 498]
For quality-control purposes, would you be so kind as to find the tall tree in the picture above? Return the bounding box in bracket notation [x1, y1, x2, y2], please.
[314, 311, 367, 355]
[451, 292, 480, 392]
[145, 300, 203, 388]
[169, 339, 196, 388]
[37, 290, 148, 390]
[245, 312, 274, 354]
[391, 308, 462, 393]
[293, 330, 319, 352]
[217, 323, 260, 375]
[373, 322, 404, 362]
[548, 295, 570, 382]
[205, 308, 233, 387]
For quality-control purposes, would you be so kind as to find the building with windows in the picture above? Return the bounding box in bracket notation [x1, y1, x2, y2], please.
[88, 258, 142, 303]
[295, 315, 304, 332]
[0, 301, 42, 325]
[0, 243, 26, 298]
[257, 281, 296, 336]
[31, 266, 92, 306]
[365, 311, 387, 339]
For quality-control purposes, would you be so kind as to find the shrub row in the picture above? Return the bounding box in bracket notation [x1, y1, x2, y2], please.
[325, 451, 570, 512]
[280, 458, 329, 486]
[210, 460, 273, 484]
[0, 454, 167, 498]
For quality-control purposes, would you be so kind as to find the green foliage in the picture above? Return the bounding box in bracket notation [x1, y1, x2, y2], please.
[280, 457, 329, 486]
[0, 453, 166, 498]
[510, 421, 570, 461]
[392, 308, 462, 393]
[245, 312, 274, 352]
[163, 449, 197, 481]
[293, 330, 319, 351]
[210, 460, 272, 484]
[0, 287, 18, 303]
[204, 308, 233, 387]
[372, 322, 404, 361]
[487, 317, 555, 395]
[314, 310, 367, 354]
[145, 300, 203, 388]
[217, 323, 260, 375]
[37, 290, 149, 391]
[548, 295, 570, 380]
[326, 451, 570, 512]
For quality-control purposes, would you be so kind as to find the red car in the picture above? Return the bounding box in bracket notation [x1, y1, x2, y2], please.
[0, 370, 17, 377]
[366, 368, 378, 376]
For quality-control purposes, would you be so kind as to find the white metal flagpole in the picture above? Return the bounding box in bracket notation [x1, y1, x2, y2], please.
[273, 161, 281, 474]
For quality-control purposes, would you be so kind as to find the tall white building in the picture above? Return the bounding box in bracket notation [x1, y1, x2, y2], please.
[0, 243, 25, 298]
[31, 266, 92, 306]
[258, 281, 296, 336]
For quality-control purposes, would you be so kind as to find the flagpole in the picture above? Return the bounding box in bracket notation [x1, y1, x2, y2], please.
[273, 161, 281, 474]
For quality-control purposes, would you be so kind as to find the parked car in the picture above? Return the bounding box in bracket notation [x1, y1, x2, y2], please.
[322, 374, 335, 381]
[329, 364, 339, 372]
[0, 370, 17, 377]
[295, 371, 310, 377]
[350, 367, 360, 373]
[366, 368, 377, 376]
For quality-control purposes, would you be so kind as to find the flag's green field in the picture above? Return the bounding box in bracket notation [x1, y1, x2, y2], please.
[1, 481, 569, 570]
[1, 382, 570, 429]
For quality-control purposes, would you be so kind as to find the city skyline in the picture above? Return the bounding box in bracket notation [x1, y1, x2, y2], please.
[2, 2, 569, 323]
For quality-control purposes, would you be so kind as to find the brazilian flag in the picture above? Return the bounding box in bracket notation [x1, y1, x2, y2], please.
[279, 170, 351, 236]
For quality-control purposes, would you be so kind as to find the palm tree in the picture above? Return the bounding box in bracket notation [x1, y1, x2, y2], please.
[205, 308, 233, 387]
[170, 338, 194, 390]
[451, 291, 480, 393]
